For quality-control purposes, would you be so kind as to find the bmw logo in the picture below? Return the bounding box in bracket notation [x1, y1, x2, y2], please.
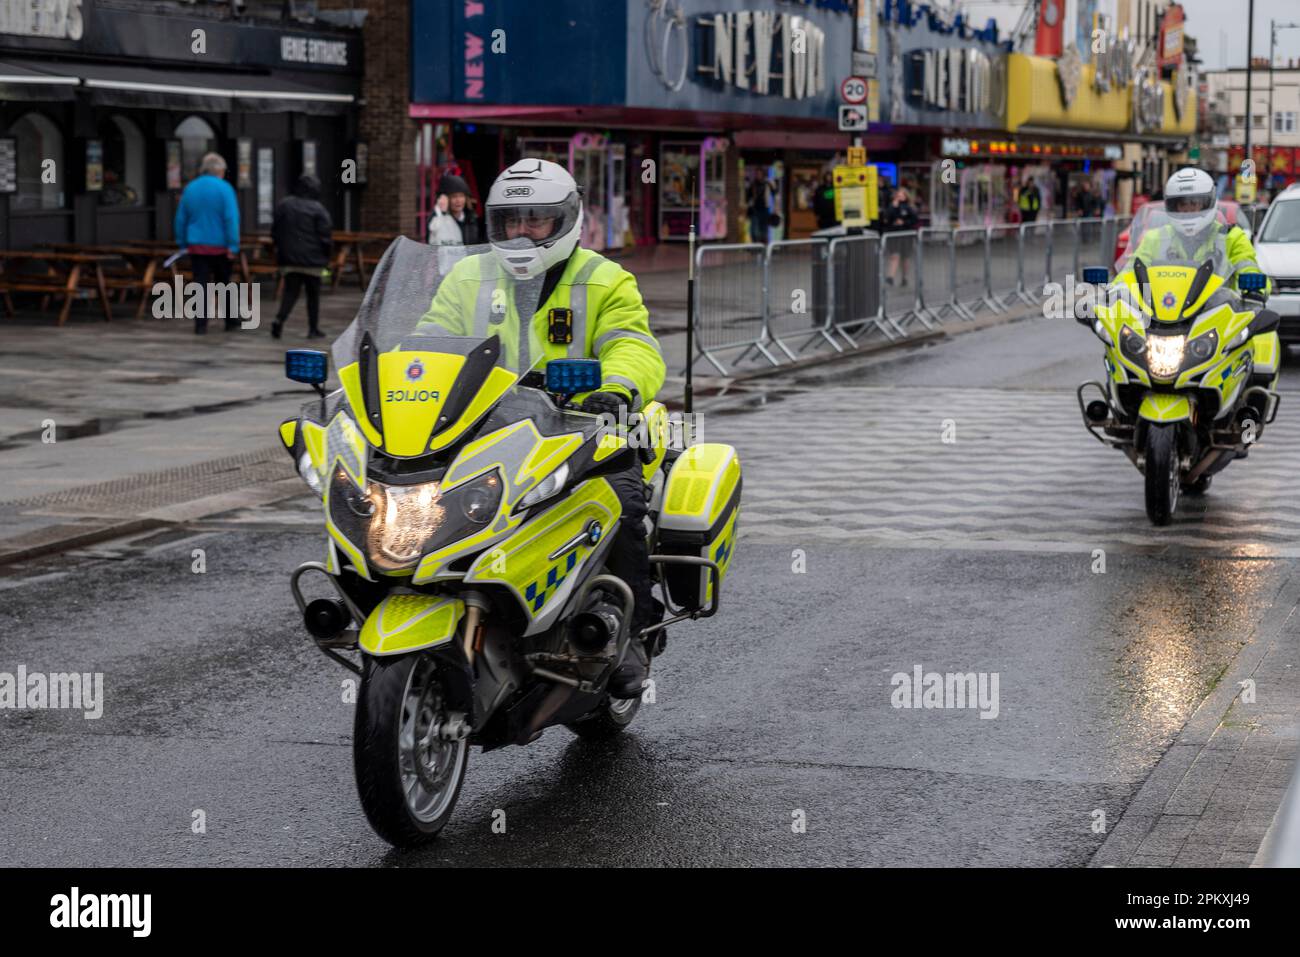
[406, 359, 424, 382]
[1161, 292, 1177, 309]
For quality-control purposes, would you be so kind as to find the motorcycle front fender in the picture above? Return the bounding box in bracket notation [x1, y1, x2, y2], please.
[358, 594, 465, 656]
[1138, 392, 1192, 424]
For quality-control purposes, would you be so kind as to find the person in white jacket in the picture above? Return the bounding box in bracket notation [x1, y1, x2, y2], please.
[427, 174, 483, 246]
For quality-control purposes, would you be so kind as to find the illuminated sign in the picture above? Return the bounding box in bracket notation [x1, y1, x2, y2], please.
[941, 138, 1122, 161]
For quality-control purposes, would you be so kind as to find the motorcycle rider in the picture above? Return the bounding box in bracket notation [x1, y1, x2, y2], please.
[1133, 168, 1270, 296]
[419, 158, 665, 699]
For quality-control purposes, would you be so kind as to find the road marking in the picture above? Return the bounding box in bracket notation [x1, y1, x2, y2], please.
[720, 385, 1300, 554]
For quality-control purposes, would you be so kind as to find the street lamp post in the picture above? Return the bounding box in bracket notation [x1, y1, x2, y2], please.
[1245, 0, 1254, 161]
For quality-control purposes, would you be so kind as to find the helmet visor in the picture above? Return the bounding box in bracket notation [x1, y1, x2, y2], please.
[486, 195, 581, 247]
[1167, 192, 1214, 214]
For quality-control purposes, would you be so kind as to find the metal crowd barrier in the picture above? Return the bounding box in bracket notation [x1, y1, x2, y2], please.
[987, 223, 1024, 309]
[828, 233, 892, 346]
[689, 243, 772, 375]
[765, 238, 832, 360]
[685, 215, 1134, 375]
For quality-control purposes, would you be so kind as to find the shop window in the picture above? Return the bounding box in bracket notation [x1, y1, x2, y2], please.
[99, 116, 146, 207]
[8, 112, 64, 211]
[173, 115, 218, 184]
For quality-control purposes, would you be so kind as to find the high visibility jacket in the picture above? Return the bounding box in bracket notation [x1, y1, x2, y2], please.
[1017, 186, 1040, 213]
[1134, 223, 1270, 296]
[418, 247, 665, 409]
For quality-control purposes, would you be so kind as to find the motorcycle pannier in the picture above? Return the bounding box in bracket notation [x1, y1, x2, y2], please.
[656, 443, 741, 612]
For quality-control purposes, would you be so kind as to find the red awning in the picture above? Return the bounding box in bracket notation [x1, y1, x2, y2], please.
[409, 102, 842, 137]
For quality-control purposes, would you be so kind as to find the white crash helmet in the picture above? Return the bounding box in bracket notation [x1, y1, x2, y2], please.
[1164, 167, 1218, 239]
[484, 158, 583, 280]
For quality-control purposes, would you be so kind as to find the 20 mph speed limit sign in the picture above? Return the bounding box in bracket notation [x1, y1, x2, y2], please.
[840, 76, 868, 104]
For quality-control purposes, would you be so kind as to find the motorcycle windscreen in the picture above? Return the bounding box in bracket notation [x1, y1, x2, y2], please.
[1122, 209, 1235, 323]
[330, 237, 549, 457]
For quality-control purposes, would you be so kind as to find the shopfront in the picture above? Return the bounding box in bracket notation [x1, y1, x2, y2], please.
[1002, 48, 1197, 215]
[873, 0, 1013, 228]
[0, 1, 362, 250]
[408, 0, 857, 246]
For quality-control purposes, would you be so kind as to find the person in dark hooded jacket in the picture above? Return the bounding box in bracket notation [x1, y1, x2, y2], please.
[270, 174, 332, 339]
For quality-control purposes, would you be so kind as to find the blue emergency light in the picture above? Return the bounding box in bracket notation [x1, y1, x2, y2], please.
[545, 358, 602, 396]
[1238, 272, 1268, 292]
[285, 350, 329, 385]
[1082, 267, 1110, 284]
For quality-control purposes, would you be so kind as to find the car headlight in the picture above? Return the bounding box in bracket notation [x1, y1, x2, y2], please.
[329, 468, 503, 573]
[1147, 334, 1186, 379]
[517, 463, 569, 512]
[297, 452, 322, 495]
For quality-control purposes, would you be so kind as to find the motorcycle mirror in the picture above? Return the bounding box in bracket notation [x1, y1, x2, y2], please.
[285, 350, 329, 386]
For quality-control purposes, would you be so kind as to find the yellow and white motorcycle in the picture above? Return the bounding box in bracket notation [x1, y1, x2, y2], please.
[278, 239, 741, 846]
[1077, 209, 1281, 525]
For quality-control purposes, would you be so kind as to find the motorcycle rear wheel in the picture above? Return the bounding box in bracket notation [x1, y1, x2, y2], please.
[354, 653, 469, 847]
[1144, 424, 1180, 526]
[566, 694, 641, 740]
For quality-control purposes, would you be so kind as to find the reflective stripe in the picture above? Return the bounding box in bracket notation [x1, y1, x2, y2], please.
[566, 255, 608, 357]
[473, 257, 501, 340]
[593, 328, 658, 352]
[604, 374, 642, 411]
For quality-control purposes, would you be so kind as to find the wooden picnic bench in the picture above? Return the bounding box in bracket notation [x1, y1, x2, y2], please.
[328, 231, 400, 291]
[0, 251, 115, 325]
[40, 243, 167, 319]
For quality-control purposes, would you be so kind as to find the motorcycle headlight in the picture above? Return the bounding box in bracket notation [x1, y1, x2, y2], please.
[329, 468, 503, 573]
[1147, 334, 1186, 379]
[367, 480, 446, 571]
[1186, 330, 1218, 363]
[297, 452, 322, 495]
[1120, 325, 1146, 361]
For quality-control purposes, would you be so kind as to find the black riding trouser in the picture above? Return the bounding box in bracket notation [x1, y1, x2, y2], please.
[602, 463, 655, 636]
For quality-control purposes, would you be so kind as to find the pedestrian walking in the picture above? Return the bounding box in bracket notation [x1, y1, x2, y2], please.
[883, 187, 918, 286]
[270, 174, 332, 340]
[427, 174, 483, 246]
[1017, 178, 1041, 223]
[174, 152, 239, 334]
[813, 170, 838, 230]
[747, 172, 773, 244]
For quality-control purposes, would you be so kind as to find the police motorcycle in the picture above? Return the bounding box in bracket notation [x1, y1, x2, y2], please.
[1076, 209, 1281, 525]
[277, 238, 742, 846]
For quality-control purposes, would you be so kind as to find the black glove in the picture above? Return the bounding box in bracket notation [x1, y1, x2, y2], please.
[580, 390, 627, 417]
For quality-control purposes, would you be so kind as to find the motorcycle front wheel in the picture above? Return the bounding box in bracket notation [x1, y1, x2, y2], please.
[354, 653, 469, 847]
[1144, 423, 1180, 526]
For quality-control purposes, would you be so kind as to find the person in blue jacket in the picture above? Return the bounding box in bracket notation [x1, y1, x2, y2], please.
[174, 153, 240, 334]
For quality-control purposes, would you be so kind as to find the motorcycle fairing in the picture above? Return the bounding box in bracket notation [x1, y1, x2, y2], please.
[410, 418, 586, 584]
[321, 411, 374, 580]
[336, 335, 519, 458]
[1138, 393, 1193, 423]
[640, 401, 671, 483]
[462, 476, 622, 636]
[359, 593, 466, 656]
